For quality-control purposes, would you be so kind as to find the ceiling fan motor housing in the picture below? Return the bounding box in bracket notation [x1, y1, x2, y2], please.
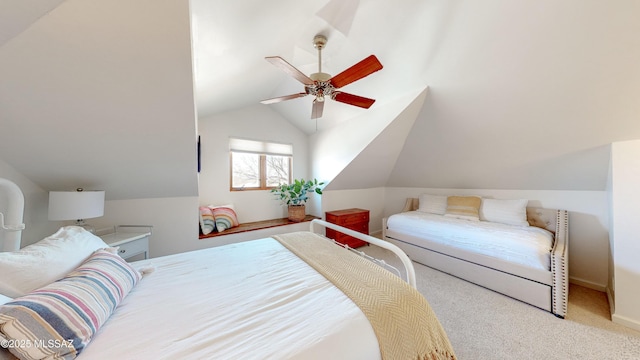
[309, 35, 332, 101]
[313, 34, 327, 50]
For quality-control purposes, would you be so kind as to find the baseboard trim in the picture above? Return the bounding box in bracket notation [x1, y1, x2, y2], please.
[569, 276, 606, 292]
[370, 229, 383, 238]
[612, 313, 640, 332]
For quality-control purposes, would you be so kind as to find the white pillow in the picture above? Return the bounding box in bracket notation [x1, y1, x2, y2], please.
[417, 194, 447, 215]
[0, 294, 11, 305]
[0, 226, 110, 298]
[480, 198, 530, 227]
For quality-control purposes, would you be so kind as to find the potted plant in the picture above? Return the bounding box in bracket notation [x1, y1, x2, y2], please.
[271, 178, 324, 222]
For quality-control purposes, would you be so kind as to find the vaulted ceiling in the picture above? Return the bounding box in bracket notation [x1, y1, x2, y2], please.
[190, 0, 434, 134]
[193, 0, 640, 191]
[2, 0, 640, 199]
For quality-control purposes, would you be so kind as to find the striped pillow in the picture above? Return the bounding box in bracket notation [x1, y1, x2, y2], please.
[444, 196, 482, 221]
[199, 206, 216, 235]
[0, 250, 141, 360]
[212, 206, 239, 232]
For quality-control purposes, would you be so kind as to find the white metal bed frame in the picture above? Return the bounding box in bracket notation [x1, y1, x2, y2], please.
[310, 219, 417, 288]
[0, 178, 26, 252]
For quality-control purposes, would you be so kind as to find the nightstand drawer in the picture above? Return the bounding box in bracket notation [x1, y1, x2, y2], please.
[116, 237, 149, 261]
[99, 226, 152, 262]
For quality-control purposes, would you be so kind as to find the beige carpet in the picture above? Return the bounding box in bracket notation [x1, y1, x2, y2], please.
[362, 245, 640, 359]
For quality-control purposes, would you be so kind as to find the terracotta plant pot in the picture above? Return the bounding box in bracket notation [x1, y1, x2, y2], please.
[288, 204, 306, 222]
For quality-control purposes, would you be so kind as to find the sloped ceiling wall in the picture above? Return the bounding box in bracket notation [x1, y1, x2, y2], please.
[323, 88, 427, 190]
[310, 87, 426, 190]
[0, 0, 198, 200]
[388, 1, 640, 191]
[0, 0, 66, 47]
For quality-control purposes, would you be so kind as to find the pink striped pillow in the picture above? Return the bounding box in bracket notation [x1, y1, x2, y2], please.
[0, 250, 141, 360]
[212, 207, 239, 232]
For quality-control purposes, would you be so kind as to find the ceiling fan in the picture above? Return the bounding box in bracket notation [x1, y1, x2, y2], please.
[261, 34, 383, 119]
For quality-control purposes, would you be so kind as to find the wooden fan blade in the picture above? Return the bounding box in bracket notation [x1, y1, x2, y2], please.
[329, 55, 383, 89]
[261, 92, 308, 105]
[332, 92, 376, 109]
[265, 56, 315, 86]
[311, 99, 325, 119]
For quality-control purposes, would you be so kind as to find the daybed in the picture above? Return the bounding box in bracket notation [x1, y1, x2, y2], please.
[383, 195, 568, 318]
[0, 180, 456, 360]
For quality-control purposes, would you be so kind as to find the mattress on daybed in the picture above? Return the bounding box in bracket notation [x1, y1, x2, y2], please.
[386, 211, 554, 283]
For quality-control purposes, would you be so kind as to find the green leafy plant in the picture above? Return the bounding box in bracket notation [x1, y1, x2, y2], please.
[271, 178, 324, 206]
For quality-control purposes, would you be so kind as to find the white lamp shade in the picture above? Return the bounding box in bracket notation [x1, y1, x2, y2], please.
[48, 190, 105, 221]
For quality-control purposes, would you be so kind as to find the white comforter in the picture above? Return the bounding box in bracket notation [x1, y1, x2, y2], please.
[78, 238, 380, 360]
[387, 211, 554, 271]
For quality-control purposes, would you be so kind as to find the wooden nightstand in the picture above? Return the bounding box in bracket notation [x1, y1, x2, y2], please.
[325, 208, 369, 248]
[98, 225, 152, 262]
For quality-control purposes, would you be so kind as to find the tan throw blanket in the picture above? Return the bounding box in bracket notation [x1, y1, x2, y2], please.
[273, 231, 456, 360]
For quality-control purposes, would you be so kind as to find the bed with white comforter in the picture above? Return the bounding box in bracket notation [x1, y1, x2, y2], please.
[79, 238, 381, 359]
[0, 222, 455, 360]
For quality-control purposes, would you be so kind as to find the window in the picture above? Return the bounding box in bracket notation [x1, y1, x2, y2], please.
[229, 138, 292, 190]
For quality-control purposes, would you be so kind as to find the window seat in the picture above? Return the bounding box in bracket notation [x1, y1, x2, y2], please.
[199, 215, 319, 239]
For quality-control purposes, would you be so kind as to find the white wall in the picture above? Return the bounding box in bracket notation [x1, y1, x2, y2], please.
[384, 187, 609, 290]
[86, 197, 199, 258]
[198, 105, 314, 222]
[0, 0, 198, 201]
[608, 140, 640, 331]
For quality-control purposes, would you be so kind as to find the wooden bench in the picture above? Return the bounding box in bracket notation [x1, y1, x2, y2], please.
[199, 215, 319, 239]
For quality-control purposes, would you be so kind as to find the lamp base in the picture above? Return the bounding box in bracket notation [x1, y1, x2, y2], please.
[75, 219, 96, 234]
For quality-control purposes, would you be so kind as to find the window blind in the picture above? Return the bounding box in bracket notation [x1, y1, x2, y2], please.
[229, 138, 293, 156]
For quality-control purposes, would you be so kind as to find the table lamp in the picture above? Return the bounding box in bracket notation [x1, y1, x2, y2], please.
[48, 188, 105, 233]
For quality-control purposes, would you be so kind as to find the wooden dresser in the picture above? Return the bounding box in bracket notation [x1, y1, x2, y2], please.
[325, 208, 369, 248]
